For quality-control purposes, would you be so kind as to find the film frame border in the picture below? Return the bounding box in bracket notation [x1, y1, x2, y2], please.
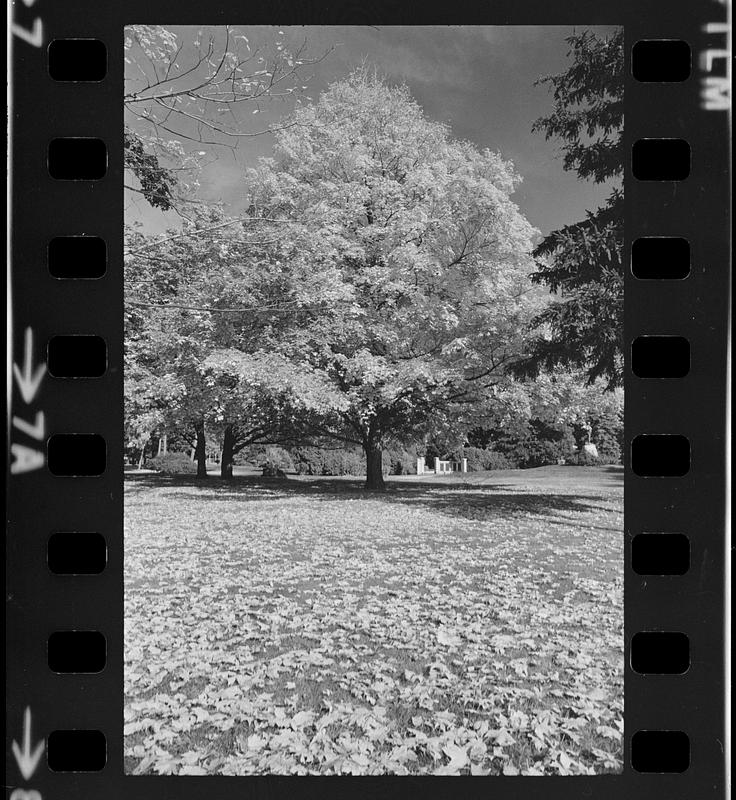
[7, 0, 730, 798]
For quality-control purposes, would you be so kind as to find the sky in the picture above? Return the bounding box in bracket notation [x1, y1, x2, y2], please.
[125, 25, 620, 238]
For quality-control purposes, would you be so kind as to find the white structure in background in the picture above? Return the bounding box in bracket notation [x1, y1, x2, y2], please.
[416, 456, 468, 475]
[583, 443, 599, 458]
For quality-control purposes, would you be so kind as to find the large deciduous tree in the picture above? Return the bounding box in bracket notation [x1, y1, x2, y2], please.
[521, 29, 624, 389]
[248, 69, 540, 489]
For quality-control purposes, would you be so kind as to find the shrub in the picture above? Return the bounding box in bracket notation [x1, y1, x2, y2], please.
[232, 450, 255, 467]
[566, 449, 601, 466]
[147, 452, 197, 475]
[259, 447, 295, 476]
[472, 419, 529, 468]
[485, 419, 576, 468]
[264, 447, 295, 472]
[290, 447, 325, 475]
[591, 410, 623, 464]
[484, 450, 512, 470]
[323, 448, 364, 476]
[240, 446, 294, 473]
[462, 446, 511, 471]
[289, 447, 365, 476]
[289, 446, 419, 477]
[383, 446, 417, 475]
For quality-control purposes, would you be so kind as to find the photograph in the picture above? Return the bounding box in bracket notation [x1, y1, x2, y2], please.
[123, 24, 624, 776]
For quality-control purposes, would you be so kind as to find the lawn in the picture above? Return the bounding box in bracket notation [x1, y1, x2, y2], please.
[124, 466, 623, 776]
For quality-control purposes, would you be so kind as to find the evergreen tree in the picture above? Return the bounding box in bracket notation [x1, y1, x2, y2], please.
[521, 29, 624, 388]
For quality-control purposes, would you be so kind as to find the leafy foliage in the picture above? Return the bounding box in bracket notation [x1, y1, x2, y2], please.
[285, 446, 417, 477]
[124, 220, 221, 474]
[243, 446, 296, 473]
[290, 447, 365, 477]
[589, 409, 623, 463]
[124, 467, 623, 775]
[566, 450, 601, 467]
[148, 452, 198, 475]
[382, 446, 418, 476]
[465, 374, 623, 468]
[526, 420, 577, 467]
[520, 30, 624, 388]
[124, 208, 348, 477]
[531, 30, 623, 184]
[461, 447, 511, 472]
[124, 127, 176, 210]
[471, 420, 574, 469]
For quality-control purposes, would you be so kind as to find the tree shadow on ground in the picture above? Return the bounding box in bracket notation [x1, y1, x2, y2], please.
[125, 470, 622, 528]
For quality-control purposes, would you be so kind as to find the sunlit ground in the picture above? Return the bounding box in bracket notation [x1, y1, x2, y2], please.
[124, 466, 623, 776]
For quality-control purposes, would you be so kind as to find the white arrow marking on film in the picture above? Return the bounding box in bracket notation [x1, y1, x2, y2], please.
[12, 707, 44, 781]
[11, 19, 43, 48]
[13, 328, 45, 404]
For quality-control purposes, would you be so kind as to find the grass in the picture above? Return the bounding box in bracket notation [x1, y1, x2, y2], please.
[124, 465, 623, 776]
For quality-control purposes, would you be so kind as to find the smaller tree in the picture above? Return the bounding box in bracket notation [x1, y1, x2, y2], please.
[124, 221, 224, 477]
[124, 365, 177, 467]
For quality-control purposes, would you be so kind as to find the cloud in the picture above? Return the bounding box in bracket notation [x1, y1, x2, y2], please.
[365, 30, 472, 87]
[313, 26, 474, 88]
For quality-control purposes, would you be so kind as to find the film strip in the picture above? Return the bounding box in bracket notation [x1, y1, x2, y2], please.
[7, 1, 730, 798]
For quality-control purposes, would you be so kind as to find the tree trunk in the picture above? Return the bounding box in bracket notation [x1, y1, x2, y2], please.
[194, 420, 208, 478]
[220, 424, 235, 479]
[364, 440, 385, 491]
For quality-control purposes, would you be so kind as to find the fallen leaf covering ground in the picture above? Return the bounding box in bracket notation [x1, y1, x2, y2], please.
[124, 466, 623, 776]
